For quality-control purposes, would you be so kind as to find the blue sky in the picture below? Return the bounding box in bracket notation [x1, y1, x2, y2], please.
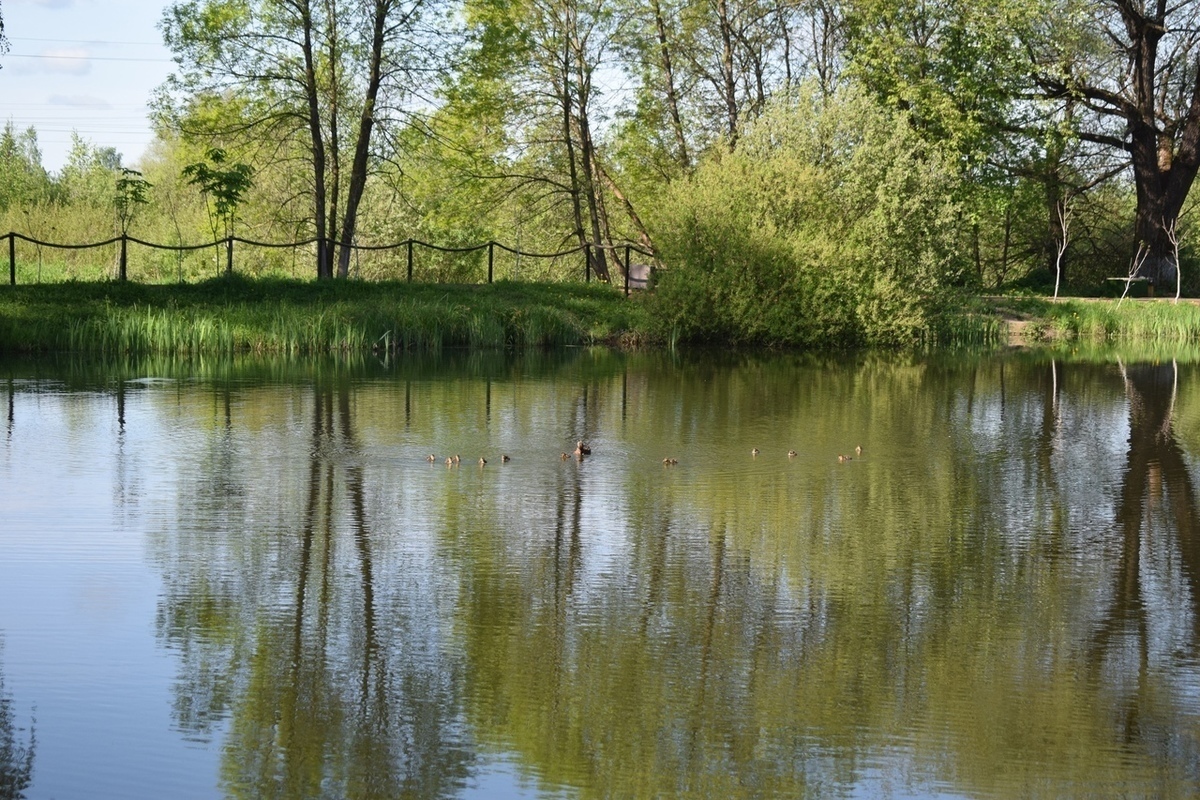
[1, 0, 174, 172]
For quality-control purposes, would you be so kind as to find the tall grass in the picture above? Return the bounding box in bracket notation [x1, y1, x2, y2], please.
[0, 277, 652, 355]
[994, 297, 1200, 344]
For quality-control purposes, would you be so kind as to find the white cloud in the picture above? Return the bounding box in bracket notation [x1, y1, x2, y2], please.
[48, 93, 110, 108]
[9, 0, 76, 8]
[41, 48, 92, 75]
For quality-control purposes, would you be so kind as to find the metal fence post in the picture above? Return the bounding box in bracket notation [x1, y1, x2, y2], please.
[119, 235, 128, 282]
[488, 241, 494, 284]
[226, 237, 234, 276]
[8, 233, 15, 286]
[407, 239, 413, 282]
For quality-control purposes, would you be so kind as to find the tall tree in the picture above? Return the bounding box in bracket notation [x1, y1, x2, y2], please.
[1030, 0, 1200, 285]
[160, 0, 440, 279]
[458, 0, 619, 280]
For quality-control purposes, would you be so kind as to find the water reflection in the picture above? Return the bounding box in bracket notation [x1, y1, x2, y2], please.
[0, 644, 35, 800]
[4, 350, 1200, 797]
[156, 381, 472, 798]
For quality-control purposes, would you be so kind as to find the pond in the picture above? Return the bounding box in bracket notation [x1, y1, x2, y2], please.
[2, 347, 1200, 799]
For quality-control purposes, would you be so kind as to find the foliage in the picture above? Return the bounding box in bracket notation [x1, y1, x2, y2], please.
[0, 278, 653, 354]
[182, 148, 253, 242]
[0, 652, 35, 800]
[114, 169, 153, 236]
[649, 85, 967, 347]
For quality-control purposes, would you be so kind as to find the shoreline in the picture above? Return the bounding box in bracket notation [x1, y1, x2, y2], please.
[3, 279, 1200, 355]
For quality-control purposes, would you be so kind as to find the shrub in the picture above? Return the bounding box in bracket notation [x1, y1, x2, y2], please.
[649, 84, 968, 347]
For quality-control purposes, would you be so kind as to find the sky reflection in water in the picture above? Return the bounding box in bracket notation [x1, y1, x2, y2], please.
[1, 349, 1199, 799]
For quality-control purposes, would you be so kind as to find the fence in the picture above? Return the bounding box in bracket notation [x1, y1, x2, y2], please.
[3, 232, 657, 296]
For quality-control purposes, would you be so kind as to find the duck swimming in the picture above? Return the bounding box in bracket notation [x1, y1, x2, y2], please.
[575, 441, 591, 456]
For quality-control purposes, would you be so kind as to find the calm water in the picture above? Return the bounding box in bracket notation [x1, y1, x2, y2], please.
[2, 348, 1200, 799]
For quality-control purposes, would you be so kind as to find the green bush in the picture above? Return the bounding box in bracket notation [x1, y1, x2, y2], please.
[649, 85, 968, 347]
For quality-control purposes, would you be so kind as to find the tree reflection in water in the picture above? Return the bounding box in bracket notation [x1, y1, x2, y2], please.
[0, 642, 34, 800]
[1088, 360, 1200, 748]
[138, 352, 1200, 798]
[157, 380, 471, 799]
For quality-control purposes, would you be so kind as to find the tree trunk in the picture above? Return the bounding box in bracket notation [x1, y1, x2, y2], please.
[560, 39, 589, 271]
[299, 0, 333, 279]
[326, 0, 342, 278]
[652, 0, 690, 169]
[337, 0, 391, 278]
[717, 0, 739, 147]
[576, 90, 609, 281]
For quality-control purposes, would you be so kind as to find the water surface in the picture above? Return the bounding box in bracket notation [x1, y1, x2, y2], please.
[2, 349, 1200, 799]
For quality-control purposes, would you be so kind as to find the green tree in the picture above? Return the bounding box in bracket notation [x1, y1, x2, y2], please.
[1026, 0, 1200, 288]
[161, 0, 445, 279]
[651, 84, 965, 346]
[183, 147, 253, 275]
[0, 123, 51, 211]
[114, 168, 152, 236]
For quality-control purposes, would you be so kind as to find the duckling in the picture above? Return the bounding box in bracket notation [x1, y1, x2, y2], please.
[445, 457, 454, 466]
[662, 457, 678, 465]
[838, 454, 852, 463]
[501, 454, 511, 463]
[574, 440, 592, 456]
[752, 448, 760, 457]
[787, 449, 797, 458]
[479, 457, 488, 466]
[855, 445, 863, 456]
[561, 452, 570, 460]
[426, 454, 437, 462]
[453, 454, 461, 464]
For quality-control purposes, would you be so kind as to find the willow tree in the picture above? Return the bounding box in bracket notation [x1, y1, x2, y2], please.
[1031, 0, 1200, 286]
[161, 0, 441, 278]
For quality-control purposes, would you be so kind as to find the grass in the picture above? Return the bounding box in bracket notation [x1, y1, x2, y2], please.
[0, 277, 655, 355]
[987, 295, 1200, 344]
[9, 276, 1197, 356]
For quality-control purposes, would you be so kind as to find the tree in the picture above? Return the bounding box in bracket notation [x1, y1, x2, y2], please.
[1030, 0, 1200, 287]
[115, 168, 153, 237]
[0, 123, 51, 211]
[161, 0, 443, 280]
[183, 147, 253, 274]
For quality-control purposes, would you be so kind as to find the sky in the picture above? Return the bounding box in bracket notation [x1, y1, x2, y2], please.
[0, 0, 174, 173]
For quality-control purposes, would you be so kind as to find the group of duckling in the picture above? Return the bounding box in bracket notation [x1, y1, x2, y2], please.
[429, 441, 592, 468]
[426, 441, 862, 469]
[753, 445, 862, 462]
[428, 453, 512, 467]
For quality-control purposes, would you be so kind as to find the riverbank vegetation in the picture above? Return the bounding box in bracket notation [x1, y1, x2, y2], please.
[4, 0, 1200, 348]
[0, 280, 651, 354]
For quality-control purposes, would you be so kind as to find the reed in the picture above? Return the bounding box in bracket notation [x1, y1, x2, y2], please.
[0, 277, 653, 354]
[997, 297, 1200, 343]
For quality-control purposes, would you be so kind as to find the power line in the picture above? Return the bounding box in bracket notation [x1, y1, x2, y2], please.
[4, 53, 174, 63]
[11, 37, 164, 47]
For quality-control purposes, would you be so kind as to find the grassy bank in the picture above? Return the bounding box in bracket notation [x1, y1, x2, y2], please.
[0, 278, 654, 354]
[989, 296, 1200, 344]
[8, 278, 1186, 357]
